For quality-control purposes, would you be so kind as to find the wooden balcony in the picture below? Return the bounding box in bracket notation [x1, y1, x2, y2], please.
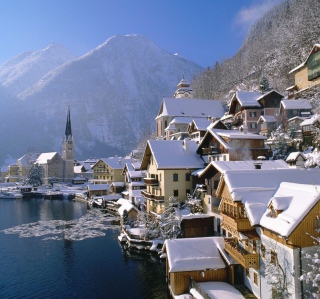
[221, 213, 252, 232]
[224, 238, 259, 269]
[141, 190, 164, 201]
[143, 178, 159, 186]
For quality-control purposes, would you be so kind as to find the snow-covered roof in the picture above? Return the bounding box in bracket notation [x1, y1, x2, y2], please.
[280, 99, 312, 110]
[233, 91, 262, 107]
[147, 139, 204, 169]
[189, 118, 212, 131]
[256, 90, 284, 102]
[286, 152, 306, 162]
[18, 153, 39, 166]
[300, 114, 320, 126]
[100, 157, 135, 170]
[118, 201, 139, 216]
[156, 98, 225, 120]
[195, 282, 245, 299]
[208, 160, 288, 175]
[260, 182, 320, 237]
[35, 152, 59, 164]
[164, 237, 230, 272]
[257, 115, 277, 123]
[221, 168, 320, 226]
[86, 183, 110, 191]
[111, 182, 125, 187]
[289, 44, 320, 74]
[101, 194, 122, 201]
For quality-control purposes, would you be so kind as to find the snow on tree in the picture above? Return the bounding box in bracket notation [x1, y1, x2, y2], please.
[159, 196, 181, 240]
[260, 75, 272, 93]
[268, 125, 293, 160]
[305, 148, 320, 168]
[299, 230, 320, 299]
[24, 163, 42, 187]
[185, 193, 203, 214]
[136, 211, 160, 240]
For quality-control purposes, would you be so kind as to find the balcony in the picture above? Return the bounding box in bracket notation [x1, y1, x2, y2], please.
[141, 190, 164, 201]
[221, 213, 252, 232]
[224, 238, 259, 269]
[202, 147, 221, 155]
[143, 178, 159, 186]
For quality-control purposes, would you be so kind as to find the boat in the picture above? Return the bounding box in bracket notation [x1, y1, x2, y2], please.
[44, 191, 64, 200]
[0, 192, 23, 199]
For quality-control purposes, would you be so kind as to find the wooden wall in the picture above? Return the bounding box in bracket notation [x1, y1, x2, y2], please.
[169, 268, 227, 295]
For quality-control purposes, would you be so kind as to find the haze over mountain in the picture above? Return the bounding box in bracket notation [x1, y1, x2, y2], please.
[0, 35, 203, 164]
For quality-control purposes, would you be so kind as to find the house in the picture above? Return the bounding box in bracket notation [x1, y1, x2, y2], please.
[287, 44, 320, 99]
[228, 90, 283, 134]
[188, 118, 227, 144]
[140, 139, 204, 214]
[300, 114, 320, 146]
[86, 183, 110, 198]
[196, 127, 268, 163]
[91, 157, 135, 183]
[280, 99, 312, 131]
[214, 167, 320, 298]
[163, 237, 235, 297]
[286, 151, 306, 168]
[198, 160, 289, 236]
[121, 162, 146, 208]
[155, 78, 225, 140]
[5, 164, 20, 183]
[118, 201, 139, 223]
[74, 158, 97, 181]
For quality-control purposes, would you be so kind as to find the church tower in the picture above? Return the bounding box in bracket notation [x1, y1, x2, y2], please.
[62, 106, 74, 181]
[173, 75, 194, 98]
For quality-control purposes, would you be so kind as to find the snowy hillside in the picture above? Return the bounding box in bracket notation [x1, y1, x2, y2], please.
[0, 35, 203, 163]
[0, 42, 76, 95]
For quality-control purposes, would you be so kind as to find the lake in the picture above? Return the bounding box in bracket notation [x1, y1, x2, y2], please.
[0, 198, 169, 299]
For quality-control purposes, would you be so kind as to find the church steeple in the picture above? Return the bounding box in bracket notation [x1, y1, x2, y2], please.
[65, 105, 72, 139]
[173, 75, 194, 98]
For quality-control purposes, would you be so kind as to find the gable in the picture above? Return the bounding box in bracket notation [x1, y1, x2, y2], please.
[257, 90, 283, 108]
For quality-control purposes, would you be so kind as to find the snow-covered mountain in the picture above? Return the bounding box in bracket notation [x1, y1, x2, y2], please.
[0, 35, 203, 163]
[0, 42, 76, 95]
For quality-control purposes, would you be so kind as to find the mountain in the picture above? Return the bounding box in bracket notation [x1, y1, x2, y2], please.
[0, 42, 76, 95]
[0, 35, 203, 163]
[192, 0, 320, 102]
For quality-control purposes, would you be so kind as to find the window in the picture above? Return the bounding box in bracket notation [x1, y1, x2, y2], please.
[250, 123, 257, 129]
[261, 243, 266, 259]
[274, 110, 279, 117]
[270, 250, 277, 265]
[173, 173, 178, 181]
[173, 190, 179, 197]
[185, 173, 190, 181]
[253, 272, 258, 286]
[186, 189, 190, 196]
[298, 77, 302, 83]
[314, 216, 320, 230]
[246, 268, 250, 278]
[249, 111, 257, 117]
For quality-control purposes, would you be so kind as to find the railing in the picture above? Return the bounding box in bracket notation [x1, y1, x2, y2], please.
[189, 277, 211, 299]
[221, 213, 252, 231]
[224, 238, 259, 269]
[141, 190, 164, 201]
[143, 178, 159, 186]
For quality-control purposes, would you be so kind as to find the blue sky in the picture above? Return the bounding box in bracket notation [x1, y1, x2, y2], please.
[0, 0, 283, 68]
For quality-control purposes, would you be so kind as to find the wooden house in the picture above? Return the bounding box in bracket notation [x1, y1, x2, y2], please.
[286, 151, 306, 168]
[163, 237, 233, 297]
[280, 99, 312, 131]
[287, 44, 320, 99]
[229, 90, 283, 133]
[300, 114, 320, 146]
[196, 128, 268, 163]
[86, 183, 110, 198]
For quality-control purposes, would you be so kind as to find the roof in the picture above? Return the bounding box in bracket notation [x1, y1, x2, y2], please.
[257, 115, 277, 123]
[300, 114, 320, 126]
[256, 89, 284, 102]
[194, 282, 245, 299]
[233, 91, 262, 107]
[289, 44, 320, 74]
[164, 237, 230, 272]
[35, 152, 59, 164]
[189, 118, 212, 131]
[118, 201, 139, 215]
[260, 182, 320, 237]
[143, 139, 204, 169]
[86, 183, 110, 191]
[220, 168, 320, 226]
[280, 99, 312, 110]
[286, 151, 306, 162]
[156, 98, 225, 120]
[98, 157, 135, 170]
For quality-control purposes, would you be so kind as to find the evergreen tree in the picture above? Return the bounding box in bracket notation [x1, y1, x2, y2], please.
[24, 163, 42, 187]
[260, 75, 271, 93]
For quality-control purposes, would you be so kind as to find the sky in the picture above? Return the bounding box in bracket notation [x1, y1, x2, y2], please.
[0, 0, 283, 68]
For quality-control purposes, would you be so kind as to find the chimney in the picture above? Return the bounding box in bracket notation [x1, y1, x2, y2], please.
[183, 138, 190, 155]
[119, 159, 122, 165]
[253, 163, 262, 169]
[239, 125, 248, 134]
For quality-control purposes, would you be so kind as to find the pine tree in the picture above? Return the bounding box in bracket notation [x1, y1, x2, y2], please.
[24, 164, 42, 187]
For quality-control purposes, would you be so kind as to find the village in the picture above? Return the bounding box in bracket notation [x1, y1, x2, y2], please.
[1, 44, 320, 299]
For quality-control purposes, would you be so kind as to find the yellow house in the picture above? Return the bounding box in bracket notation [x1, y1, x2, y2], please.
[92, 157, 135, 184]
[287, 44, 320, 99]
[140, 139, 204, 214]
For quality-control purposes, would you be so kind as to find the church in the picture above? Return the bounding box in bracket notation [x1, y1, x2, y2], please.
[35, 106, 75, 183]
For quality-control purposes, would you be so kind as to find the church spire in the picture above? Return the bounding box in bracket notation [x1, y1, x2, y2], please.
[65, 105, 72, 139]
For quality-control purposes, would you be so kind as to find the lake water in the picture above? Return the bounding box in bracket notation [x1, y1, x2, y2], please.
[0, 198, 169, 299]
